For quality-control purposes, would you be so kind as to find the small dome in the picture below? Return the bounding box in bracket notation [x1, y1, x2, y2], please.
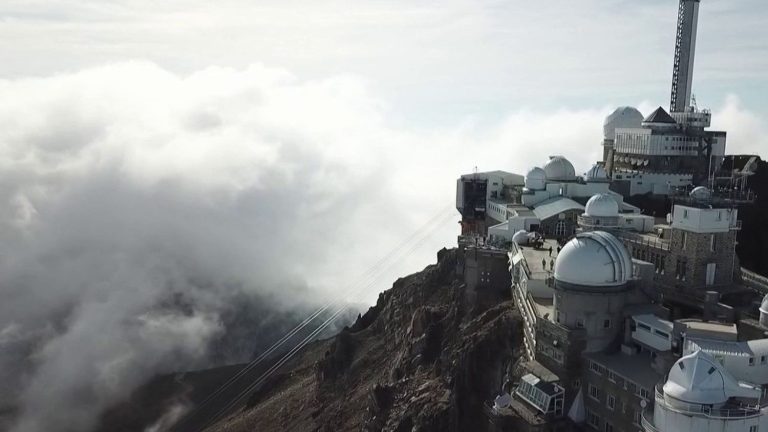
[690, 186, 712, 200]
[603, 107, 643, 139]
[525, 167, 547, 190]
[512, 230, 529, 244]
[554, 231, 632, 287]
[585, 194, 619, 217]
[585, 164, 609, 182]
[663, 350, 743, 405]
[543, 156, 576, 181]
[760, 294, 768, 315]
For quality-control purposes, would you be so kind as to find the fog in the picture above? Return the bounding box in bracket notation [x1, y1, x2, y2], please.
[0, 61, 764, 432]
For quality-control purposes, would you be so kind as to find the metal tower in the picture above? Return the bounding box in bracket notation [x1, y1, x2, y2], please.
[669, 0, 701, 113]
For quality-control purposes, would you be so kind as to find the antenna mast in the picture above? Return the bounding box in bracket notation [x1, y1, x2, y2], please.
[670, 0, 701, 113]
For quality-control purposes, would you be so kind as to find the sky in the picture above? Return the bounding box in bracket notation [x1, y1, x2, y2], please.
[0, 1, 766, 431]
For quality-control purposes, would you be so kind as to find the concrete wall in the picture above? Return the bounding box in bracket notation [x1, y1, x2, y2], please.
[671, 205, 738, 233]
[553, 288, 627, 353]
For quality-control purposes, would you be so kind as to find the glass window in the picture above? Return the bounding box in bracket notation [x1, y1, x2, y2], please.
[587, 409, 600, 428]
[589, 383, 600, 401]
[607, 394, 616, 410]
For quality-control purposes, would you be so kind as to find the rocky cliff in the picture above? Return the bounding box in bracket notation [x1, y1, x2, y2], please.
[192, 248, 522, 432]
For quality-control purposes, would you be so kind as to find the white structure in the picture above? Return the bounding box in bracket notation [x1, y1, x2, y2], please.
[553, 231, 634, 352]
[632, 314, 674, 352]
[584, 194, 619, 218]
[525, 167, 547, 191]
[760, 294, 768, 327]
[643, 350, 767, 432]
[604, 107, 644, 141]
[585, 163, 610, 183]
[684, 337, 768, 386]
[670, 204, 739, 233]
[543, 156, 576, 181]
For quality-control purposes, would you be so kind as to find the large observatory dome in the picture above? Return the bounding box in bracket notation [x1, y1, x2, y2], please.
[584, 194, 619, 217]
[603, 107, 643, 140]
[524, 167, 547, 190]
[554, 231, 632, 288]
[663, 350, 746, 405]
[542, 156, 576, 181]
[585, 164, 609, 182]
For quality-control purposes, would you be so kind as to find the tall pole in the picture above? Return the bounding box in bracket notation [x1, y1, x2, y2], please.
[670, 0, 701, 113]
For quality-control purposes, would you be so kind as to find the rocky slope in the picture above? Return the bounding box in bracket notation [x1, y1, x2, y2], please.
[191, 247, 522, 432]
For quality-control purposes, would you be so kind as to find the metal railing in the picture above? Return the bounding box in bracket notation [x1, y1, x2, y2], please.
[654, 385, 762, 420]
[613, 231, 671, 251]
[742, 267, 768, 295]
[641, 409, 660, 432]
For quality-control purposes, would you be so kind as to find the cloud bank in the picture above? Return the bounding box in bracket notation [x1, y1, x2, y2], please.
[0, 61, 763, 432]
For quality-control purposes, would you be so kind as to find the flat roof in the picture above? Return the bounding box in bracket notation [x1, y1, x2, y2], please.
[518, 238, 559, 281]
[584, 351, 664, 391]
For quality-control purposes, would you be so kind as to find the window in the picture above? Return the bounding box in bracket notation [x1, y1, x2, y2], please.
[654, 329, 670, 339]
[607, 370, 617, 383]
[637, 322, 651, 332]
[603, 319, 611, 329]
[589, 384, 600, 401]
[590, 361, 605, 375]
[576, 318, 585, 329]
[604, 422, 614, 432]
[750, 357, 755, 366]
[633, 409, 642, 426]
[711, 234, 716, 252]
[607, 393, 616, 410]
[639, 387, 650, 399]
[681, 232, 687, 249]
[683, 209, 689, 219]
[587, 409, 600, 429]
[749, 426, 758, 432]
[573, 379, 581, 389]
[761, 355, 766, 365]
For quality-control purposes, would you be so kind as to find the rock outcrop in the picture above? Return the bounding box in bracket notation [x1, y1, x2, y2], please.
[202, 248, 523, 432]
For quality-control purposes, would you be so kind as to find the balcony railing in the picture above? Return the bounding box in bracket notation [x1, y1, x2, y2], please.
[654, 385, 762, 420]
[641, 409, 660, 432]
[742, 267, 768, 295]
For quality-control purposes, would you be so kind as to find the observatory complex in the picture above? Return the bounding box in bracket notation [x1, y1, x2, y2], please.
[455, 1, 768, 431]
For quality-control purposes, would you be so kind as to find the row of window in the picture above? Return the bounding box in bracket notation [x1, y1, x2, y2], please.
[635, 322, 670, 340]
[588, 361, 651, 399]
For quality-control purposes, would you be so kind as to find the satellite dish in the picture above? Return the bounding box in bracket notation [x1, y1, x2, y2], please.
[640, 399, 647, 408]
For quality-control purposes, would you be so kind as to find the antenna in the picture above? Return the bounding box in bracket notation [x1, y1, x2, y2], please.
[670, 0, 701, 113]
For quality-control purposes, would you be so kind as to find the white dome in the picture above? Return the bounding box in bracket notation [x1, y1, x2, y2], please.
[584, 194, 619, 217]
[603, 106, 643, 139]
[554, 231, 632, 287]
[760, 294, 768, 314]
[524, 167, 546, 190]
[542, 156, 576, 181]
[663, 350, 749, 405]
[585, 164, 608, 182]
[512, 230, 529, 244]
[690, 186, 712, 200]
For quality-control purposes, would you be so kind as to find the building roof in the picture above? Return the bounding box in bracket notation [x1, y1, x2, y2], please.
[554, 231, 633, 287]
[532, 197, 584, 221]
[584, 351, 663, 392]
[643, 106, 677, 124]
[633, 314, 674, 332]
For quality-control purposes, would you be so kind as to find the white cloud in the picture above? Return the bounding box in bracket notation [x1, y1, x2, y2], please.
[0, 60, 764, 432]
